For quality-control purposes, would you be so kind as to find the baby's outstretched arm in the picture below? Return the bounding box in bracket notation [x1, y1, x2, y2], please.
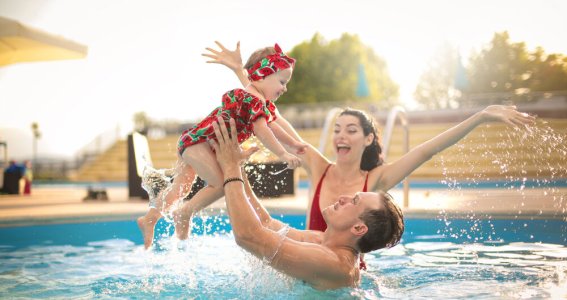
[253, 119, 301, 169]
[269, 122, 307, 154]
[274, 112, 304, 143]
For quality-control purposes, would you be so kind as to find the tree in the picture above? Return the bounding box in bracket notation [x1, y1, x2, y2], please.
[526, 48, 567, 92]
[280, 33, 399, 108]
[133, 111, 151, 134]
[466, 31, 567, 104]
[414, 43, 463, 109]
[31, 122, 41, 173]
[415, 31, 567, 108]
[467, 32, 531, 95]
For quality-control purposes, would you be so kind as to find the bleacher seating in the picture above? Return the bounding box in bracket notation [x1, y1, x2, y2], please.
[73, 119, 567, 182]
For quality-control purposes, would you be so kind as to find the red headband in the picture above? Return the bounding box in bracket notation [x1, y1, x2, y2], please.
[247, 43, 296, 82]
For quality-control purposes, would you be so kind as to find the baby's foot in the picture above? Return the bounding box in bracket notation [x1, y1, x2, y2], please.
[173, 208, 192, 240]
[137, 215, 156, 249]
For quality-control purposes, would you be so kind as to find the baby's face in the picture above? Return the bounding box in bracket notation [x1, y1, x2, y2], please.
[256, 68, 293, 101]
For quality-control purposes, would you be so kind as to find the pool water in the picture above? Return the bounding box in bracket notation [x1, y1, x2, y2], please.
[0, 215, 566, 299]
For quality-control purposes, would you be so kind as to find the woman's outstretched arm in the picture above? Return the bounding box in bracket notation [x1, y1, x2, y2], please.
[371, 105, 536, 191]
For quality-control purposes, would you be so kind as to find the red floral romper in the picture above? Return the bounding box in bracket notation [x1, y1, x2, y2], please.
[177, 88, 278, 155]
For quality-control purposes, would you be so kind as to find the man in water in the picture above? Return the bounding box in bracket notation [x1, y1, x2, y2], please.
[209, 117, 404, 290]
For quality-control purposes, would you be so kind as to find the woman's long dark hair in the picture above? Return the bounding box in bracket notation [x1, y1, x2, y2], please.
[339, 108, 384, 171]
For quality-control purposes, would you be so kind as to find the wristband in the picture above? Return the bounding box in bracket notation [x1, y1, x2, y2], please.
[223, 177, 244, 188]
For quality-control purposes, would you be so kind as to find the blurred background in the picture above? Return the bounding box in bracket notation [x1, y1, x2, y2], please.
[0, 0, 566, 184]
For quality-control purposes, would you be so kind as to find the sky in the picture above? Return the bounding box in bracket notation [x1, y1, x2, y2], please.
[1, 0, 566, 160]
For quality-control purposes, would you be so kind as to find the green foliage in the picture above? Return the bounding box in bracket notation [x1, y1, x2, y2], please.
[280, 33, 399, 108]
[415, 31, 567, 108]
[133, 111, 151, 132]
[466, 32, 567, 104]
[525, 48, 567, 92]
[467, 32, 531, 94]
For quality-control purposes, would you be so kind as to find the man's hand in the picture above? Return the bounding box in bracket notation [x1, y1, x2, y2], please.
[210, 117, 258, 173]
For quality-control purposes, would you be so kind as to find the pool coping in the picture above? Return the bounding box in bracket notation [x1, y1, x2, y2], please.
[1, 206, 565, 228]
[1, 186, 565, 227]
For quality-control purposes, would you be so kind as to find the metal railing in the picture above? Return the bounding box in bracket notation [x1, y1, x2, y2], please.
[75, 124, 123, 168]
[317, 107, 343, 153]
[381, 106, 410, 208]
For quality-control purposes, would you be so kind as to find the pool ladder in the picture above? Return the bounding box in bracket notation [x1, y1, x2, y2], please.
[318, 106, 410, 208]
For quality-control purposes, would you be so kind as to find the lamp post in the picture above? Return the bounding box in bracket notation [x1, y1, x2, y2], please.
[31, 122, 41, 173]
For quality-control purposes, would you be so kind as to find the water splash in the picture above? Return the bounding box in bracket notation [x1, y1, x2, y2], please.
[433, 120, 567, 242]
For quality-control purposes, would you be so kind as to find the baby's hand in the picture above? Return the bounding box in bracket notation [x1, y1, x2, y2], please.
[202, 41, 243, 71]
[293, 142, 308, 155]
[281, 152, 301, 169]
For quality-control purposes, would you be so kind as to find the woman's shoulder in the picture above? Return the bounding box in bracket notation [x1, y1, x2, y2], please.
[302, 146, 332, 178]
[367, 163, 388, 190]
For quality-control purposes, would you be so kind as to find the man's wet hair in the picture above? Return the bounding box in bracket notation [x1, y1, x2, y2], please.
[356, 191, 404, 253]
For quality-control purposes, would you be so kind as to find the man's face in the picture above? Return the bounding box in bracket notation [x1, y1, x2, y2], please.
[322, 192, 384, 231]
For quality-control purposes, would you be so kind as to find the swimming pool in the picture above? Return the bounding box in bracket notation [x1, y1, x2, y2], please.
[0, 215, 566, 299]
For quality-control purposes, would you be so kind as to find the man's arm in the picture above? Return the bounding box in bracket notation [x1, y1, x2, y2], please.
[211, 118, 352, 288]
[242, 173, 322, 243]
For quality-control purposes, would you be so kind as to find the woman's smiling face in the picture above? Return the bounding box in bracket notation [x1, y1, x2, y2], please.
[333, 114, 372, 162]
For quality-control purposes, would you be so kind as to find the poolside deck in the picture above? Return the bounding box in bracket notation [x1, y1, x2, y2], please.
[0, 185, 565, 227]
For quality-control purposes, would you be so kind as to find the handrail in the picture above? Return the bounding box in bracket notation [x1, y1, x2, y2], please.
[75, 124, 122, 167]
[318, 107, 343, 153]
[382, 106, 410, 208]
[0, 141, 7, 166]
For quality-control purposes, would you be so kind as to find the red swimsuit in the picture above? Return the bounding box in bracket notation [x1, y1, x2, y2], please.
[308, 164, 369, 231]
[308, 164, 369, 270]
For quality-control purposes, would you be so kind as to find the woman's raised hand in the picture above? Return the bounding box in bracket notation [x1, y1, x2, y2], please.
[480, 105, 536, 128]
[202, 41, 244, 72]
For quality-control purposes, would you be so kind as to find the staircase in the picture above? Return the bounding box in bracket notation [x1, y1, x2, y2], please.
[73, 119, 567, 182]
[74, 136, 179, 182]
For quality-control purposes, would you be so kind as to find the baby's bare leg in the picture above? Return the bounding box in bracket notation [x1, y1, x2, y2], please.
[173, 143, 225, 240]
[138, 159, 195, 249]
[156, 160, 195, 214]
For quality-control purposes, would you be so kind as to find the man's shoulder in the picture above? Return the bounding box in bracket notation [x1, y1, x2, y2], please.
[309, 247, 359, 289]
